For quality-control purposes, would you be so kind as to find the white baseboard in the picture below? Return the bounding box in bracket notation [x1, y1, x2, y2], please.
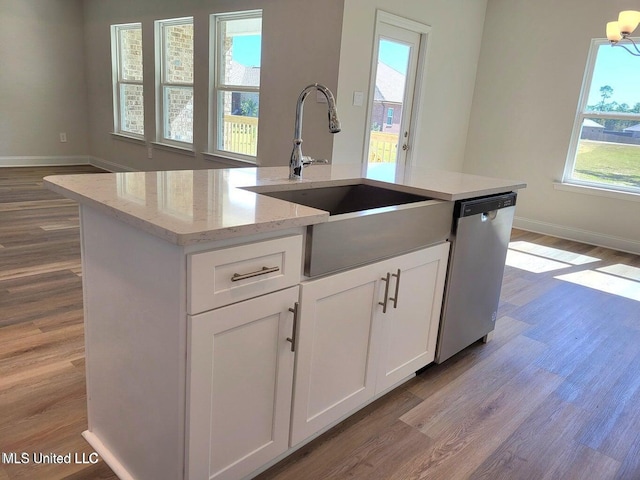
[514, 216, 640, 256]
[88, 156, 137, 172]
[82, 430, 134, 480]
[0, 155, 91, 167]
[0, 155, 137, 173]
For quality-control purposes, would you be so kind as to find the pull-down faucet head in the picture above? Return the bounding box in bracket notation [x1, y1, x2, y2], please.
[290, 83, 341, 179]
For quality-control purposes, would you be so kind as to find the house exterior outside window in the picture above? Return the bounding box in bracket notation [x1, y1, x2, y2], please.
[211, 10, 262, 161]
[111, 23, 144, 138]
[157, 17, 194, 146]
[564, 38, 640, 194]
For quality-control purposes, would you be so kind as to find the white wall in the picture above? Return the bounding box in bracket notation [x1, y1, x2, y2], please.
[464, 0, 640, 254]
[0, 0, 89, 165]
[82, 0, 343, 171]
[332, 0, 488, 171]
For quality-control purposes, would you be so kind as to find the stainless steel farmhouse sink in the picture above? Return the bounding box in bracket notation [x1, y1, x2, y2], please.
[248, 183, 454, 276]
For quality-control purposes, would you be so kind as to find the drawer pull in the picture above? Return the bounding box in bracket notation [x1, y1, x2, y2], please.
[390, 269, 401, 309]
[287, 302, 299, 352]
[379, 272, 391, 314]
[231, 266, 280, 282]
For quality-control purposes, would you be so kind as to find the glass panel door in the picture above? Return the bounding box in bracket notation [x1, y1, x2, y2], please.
[365, 22, 421, 182]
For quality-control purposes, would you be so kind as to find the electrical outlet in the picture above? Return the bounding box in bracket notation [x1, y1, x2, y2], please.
[59, 132, 67, 143]
[147, 145, 153, 159]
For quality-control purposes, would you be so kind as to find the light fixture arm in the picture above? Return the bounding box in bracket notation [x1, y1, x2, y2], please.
[607, 11, 640, 56]
[612, 39, 640, 56]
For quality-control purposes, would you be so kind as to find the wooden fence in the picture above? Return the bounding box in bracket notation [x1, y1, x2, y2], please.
[221, 119, 397, 163]
[223, 115, 258, 156]
[369, 132, 398, 163]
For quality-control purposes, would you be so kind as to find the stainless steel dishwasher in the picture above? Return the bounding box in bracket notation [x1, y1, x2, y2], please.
[435, 192, 517, 364]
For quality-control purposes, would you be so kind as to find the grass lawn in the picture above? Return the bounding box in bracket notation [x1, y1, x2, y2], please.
[574, 140, 640, 188]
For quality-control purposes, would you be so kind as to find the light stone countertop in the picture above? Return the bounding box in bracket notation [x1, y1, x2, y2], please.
[44, 165, 526, 246]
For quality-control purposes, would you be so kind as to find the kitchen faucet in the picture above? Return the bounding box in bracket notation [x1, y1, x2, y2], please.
[289, 83, 341, 179]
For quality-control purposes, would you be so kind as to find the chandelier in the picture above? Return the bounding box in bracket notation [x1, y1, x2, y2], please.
[607, 10, 640, 55]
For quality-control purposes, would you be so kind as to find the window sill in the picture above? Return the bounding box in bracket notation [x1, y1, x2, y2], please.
[110, 132, 146, 145]
[202, 152, 257, 167]
[553, 182, 640, 203]
[151, 142, 195, 157]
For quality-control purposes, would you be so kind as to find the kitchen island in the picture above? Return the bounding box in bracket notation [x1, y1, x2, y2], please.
[44, 165, 525, 480]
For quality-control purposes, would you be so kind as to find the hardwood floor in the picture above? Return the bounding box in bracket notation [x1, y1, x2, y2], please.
[258, 235, 640, 478]
[2, 166, 640, 479]
[0, 166, 117, 480]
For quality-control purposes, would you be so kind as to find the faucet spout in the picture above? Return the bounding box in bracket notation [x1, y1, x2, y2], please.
[290, 83, 341, 179]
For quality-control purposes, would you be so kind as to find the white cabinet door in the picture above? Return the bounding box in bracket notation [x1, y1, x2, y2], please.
[291, 243, 450, 446]
[375, 243, 450, 393]
[290, 264, 383, 446]
[187, 286, 299, 480]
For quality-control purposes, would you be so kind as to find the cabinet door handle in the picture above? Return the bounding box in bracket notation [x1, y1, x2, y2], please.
[231, 266, 280, 282]
[286, 302, 299, 352]
[379, 272, 391, 313]
[389, 269, 401, 309]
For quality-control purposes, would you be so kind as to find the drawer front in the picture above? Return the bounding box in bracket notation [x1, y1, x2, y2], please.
[188, 235, 303, 314]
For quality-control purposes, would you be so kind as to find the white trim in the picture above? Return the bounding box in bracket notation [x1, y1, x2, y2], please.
[376, 10, 432, 34]
[0, 156, 90, 167]
[156, 16, 194, 146]
[209, 10, 262, 161]
[363, 10, 431, 181]
[202, 151, 256, 167]
[89, 156, 137, 172]
[111, 23, 144, 138]
[150, 141, 196, 157]
[514, 216, 640, 256]
[82, 431, 135, 480]
[563, 38, 640, 193]
[553, 181, 640, 202]
[110, 132, 146, 145]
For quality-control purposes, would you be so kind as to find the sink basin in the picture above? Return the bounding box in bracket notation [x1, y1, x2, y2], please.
[253, 182, 453, 276]
[257, 183, 432, 216]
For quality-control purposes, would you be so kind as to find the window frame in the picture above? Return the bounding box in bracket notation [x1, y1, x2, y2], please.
[209, 9, 262, 163]
[563, 38, 640, 195]
[111, 22, 144, 139]
[156, 16, 195, 148]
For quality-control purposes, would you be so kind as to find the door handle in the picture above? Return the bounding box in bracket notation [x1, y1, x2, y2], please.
[389, 269, 401, 309]
[286, 302, 299, 352]
[379, 272, 391, 313]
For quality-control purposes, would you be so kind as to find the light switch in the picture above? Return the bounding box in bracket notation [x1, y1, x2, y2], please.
[353, 91, 364, 107]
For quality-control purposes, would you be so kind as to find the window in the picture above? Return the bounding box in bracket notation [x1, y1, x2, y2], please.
[211, 10, 262, 160]
[157, 17, 194, 145]
[386, 108, 394, 126]
[111, 23, 144, 138]
[564, 39, 640, 193]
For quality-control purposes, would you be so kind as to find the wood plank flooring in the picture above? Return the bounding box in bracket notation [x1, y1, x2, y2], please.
[2, 166, 640, 479]
[258, 234, 640, 478]
[0, 166, 117, 480]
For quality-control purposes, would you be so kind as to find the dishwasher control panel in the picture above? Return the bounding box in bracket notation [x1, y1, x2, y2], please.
[458, 192, 517, 217]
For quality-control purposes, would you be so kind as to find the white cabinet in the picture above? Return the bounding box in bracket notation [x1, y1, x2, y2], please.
[188, 235, 303, 314]
[290, 265, 380, 445]
[374, 243, 449, 392]
[290, 243, 449, 446]
[187, 286, 299, 480]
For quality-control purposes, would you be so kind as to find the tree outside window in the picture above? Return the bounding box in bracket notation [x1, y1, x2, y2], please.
[564, 39, 640, 192]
